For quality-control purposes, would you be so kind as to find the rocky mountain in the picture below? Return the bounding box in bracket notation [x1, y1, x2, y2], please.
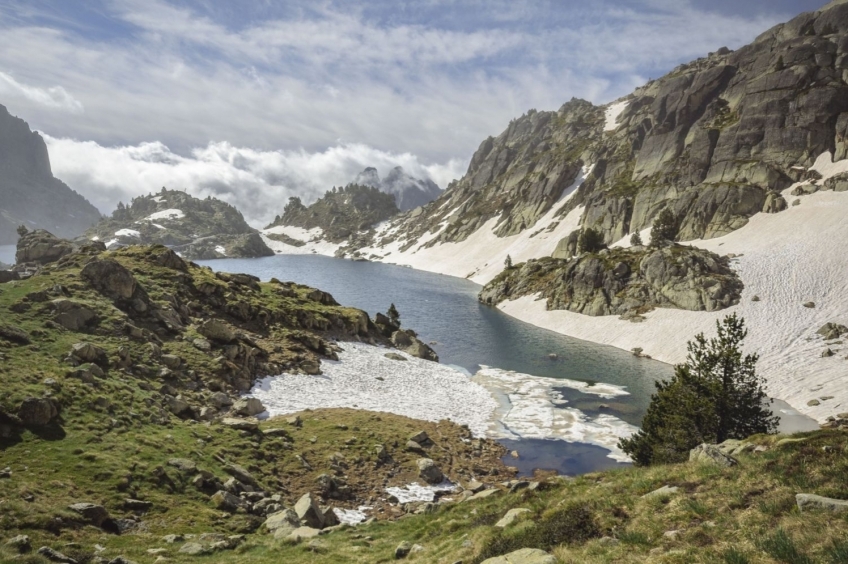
[266, 183, 399, 244]
[354, 166, 443, 211]
[0, 104, 101, 244]
[336, 0, 848, 259]
[84, 188, 273, 260]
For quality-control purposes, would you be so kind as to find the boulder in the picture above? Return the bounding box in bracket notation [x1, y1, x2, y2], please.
[37, 546, 79, 563]
[286, 527, 322, 542]
[817, 322, 848, 340]
[178, 542, 210, 556]
[642, 485, 679, 498]
[480, 548, 558, 564]
[796, 493, 848, 513]
[689, 443, 738, 467]
[80, 258, 138, 301]
[224, 463, 258, 487]
[70, 342, 108, 365]
[167, 458, 197, 473]
[231, 397, 265, 417]
[294, 492, 325, 529]
[495, 508, 531, 528]
[391, 330, 439, 362]
[160, 354, 182, 369]
[51, 299, 98, 331]
[6, 534, 31, 553]
[395, 541, 413, 559]
[16, 230, 73, 265]
[220, 418, 258, 431]
[0, 323, 30, 345]
[264, 508, 301, 534]
[17, 397, 59, 426]
[197, 319, 236, 343]
[211, 490, 249, 513]
[417, 458, 444, 484]
[0, 270, 20, 283]
[68, 502, 111, 528]
[209, 392, 233, 409]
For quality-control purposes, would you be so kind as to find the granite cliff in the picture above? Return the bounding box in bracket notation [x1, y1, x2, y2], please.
[0, 105, 101, 244]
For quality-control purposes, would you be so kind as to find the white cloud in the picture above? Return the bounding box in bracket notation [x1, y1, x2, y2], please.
[43, 135, 466, 227]
[0, 71, 83, 113]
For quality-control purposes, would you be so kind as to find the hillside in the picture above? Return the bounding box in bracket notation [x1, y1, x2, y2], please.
[263, 184, 399, 254]
[264, 1, 848, 424]
[84, 188, 274, 260]
[0, 104, 101, 244]
[354, 166, 443, 212]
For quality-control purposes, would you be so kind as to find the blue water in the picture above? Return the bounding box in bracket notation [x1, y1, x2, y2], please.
[199, 254, 673, 475]
[0, 244, 15, 265]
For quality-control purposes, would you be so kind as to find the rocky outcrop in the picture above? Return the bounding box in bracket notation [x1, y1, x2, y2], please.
[344, 1, 848, 262]
[0, 105, 101, 245]
[83, 188, 273, 260]
[479, 245, 742, 317]
[15, 229, 74, 265]
[354, 166, 443, 211]
[266, 183, 399, 243]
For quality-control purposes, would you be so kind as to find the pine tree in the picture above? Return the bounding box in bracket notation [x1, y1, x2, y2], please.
[387, 303, 400, 326]
[504, 255, 513, 269]
[619, 314, 777, 466]
[577, 227, 605, 254]
[16, 225, 28, 237]
[649, 208, 678, 247]
[630, 231, 643, 247]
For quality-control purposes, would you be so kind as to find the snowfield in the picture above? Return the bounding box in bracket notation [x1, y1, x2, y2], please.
[144, 208, 185, 221]
[246, 342, 640, 461]
[261, 225, 341, 256]
[604, 100, 629, 132]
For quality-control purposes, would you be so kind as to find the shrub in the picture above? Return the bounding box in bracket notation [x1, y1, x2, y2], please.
[578, 227, 606, 254]
[649, 208, 678, 246]
[630, 231, 643, 246]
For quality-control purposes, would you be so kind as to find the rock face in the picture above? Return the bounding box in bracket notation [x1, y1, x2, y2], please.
[796, 493, 848, 513]
[354, 166, 443, 211]
[15, 229, 75, 265]
[479, 245, 742, 317]
[0, 105, 101, 245]
[83, 187, 273, 260]
[480, 548, 559, 564]
[340, 1, 848, 263]
[689, 443, 738, 467]
[265, 184, 399, 243]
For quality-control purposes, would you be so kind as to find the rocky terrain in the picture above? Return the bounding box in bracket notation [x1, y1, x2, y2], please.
[354, 166, 443, 212]
[319, 0, 848, 264]
[84, 188, 273, 260]
[0, 104, 102, 245]
[265, 183, 399, 245]
[479, 244, 743, 319]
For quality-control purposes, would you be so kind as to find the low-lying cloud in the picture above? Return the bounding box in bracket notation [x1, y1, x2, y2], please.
[44, 135, 466, 227]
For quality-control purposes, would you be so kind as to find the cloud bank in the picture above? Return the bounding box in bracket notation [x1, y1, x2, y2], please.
[0, 72, 83, 113]
[44, 135, 465, 227]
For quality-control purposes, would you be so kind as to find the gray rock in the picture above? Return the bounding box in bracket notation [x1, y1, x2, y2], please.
[225, 463, 258, 487]
[642, 485, 679, 498]
[287, 526, 322, 542]
[6, 534, 31, 553]
[231, 397, 265, 417]
[796, 493, 848, 513]
[495, 508, 531, 528]
[17, 397, 59, 426]
[211, 490, 249, 512]
[15, 230, 74, 265]
[391, 330, 439, 362]
[71, 342, 108, 364]
[178, 542, 210, 556]
[294, 492, 325, 529]
[51, 299, 98, 331]
[167, 458, 197, 473]
[197, 320, 236, 343]
[37, 546, 79, 563]
[123, 499, 153, 511]
[0, 323, 30, 345]
[480, 548, 558, 564]
[220, 418, 258, 431]
[384, 352, 408, 361]
[80, 258, 142, 303]
[395, 541, 413, 559]
[417, 458, 444, 484]
[689, 443, 738, 467]
[160, 354, 181, 369]
[68, 502, 111, 527]
[209, 392, 233, 409]
[264, 508, 300, 534]
[192, 338, 212, 352]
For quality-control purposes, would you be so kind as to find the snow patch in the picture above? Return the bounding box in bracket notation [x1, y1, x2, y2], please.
[473, 367, 636, 462]
[214, 245, 227, 256]
[261, 225, 341, 256]
[145, 208, 185, 221]
[386, 481, 458, 504]
[604, 100, 629, 132]
[114, 228, 140, 238]
[334, 507, 371, 525]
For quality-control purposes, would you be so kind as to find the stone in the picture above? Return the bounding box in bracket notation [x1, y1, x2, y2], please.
[417, 458, 444, 484]
[210, 392, 233, 409]
[37, 546, 79, 563]
[294, 492, 325, 529]
[796, 493, 848, 513]
[51, 299, 98, 331]
[264, 508, 300, 534]
[123, 499, 153, 511]
[821, 350, 834, 359]
[80, 259, 141, 302]
[409, 431, 431, 445]
[384, 352, 408, 361]
[231, 397, 265, 417]
[160, 354, 181, 369]
[0, 323, 30, 345]
[211, 490, 249, 512]
[287, 527, 322, 542]
[68, 502, 111, 527]
[225, 463, 258, 487]
[286, 415, 302, 427]
[395, 541, 413, 559]
[321, 506, 340, 528]
[495, 508, 531, 528]
[6, 534, 31, 553]
[465, 488, 502, 502]
[17, 397, 59, 426]
[642, 485, 680, 498]
[167, 458, 197, 472]
[220, 418, 258, 431]
[803, 302, 816, 309]
[689, 444, 737, 467]
[480, 548, 558, 564]
[197, 320, 236, 343]
[16, 230, 74, 265]
[193, 338, 212, 352]
[178, 542, 210, 556]
[817, 322, 848, 340]
[71, 342, 108, 364]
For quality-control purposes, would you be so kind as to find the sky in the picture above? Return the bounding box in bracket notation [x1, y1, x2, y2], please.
[0, 0, 828, 226]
